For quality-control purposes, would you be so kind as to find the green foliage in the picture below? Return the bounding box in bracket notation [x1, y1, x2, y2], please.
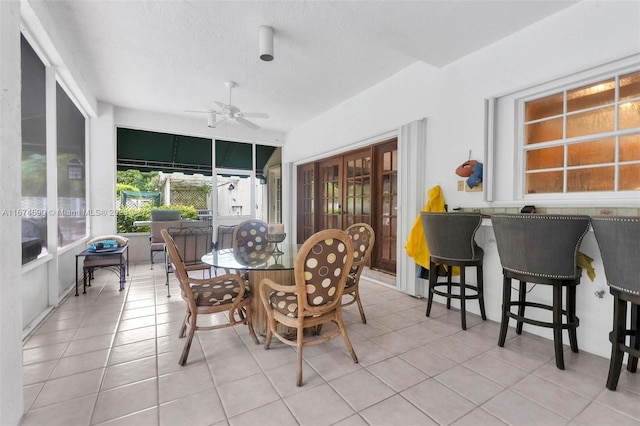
[117, 204, 198, 233]
[116, 170, 159, 192]
[116, 183, 139, 197]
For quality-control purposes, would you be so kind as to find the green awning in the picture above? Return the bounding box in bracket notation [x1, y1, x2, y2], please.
[117, 128, 213, 175]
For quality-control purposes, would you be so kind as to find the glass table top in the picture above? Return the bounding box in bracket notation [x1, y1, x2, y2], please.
[201, 244, 301, 271]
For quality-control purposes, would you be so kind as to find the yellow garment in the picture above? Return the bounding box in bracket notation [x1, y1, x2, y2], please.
[577, 251, 596, 282]
[404, 185, 446, 269]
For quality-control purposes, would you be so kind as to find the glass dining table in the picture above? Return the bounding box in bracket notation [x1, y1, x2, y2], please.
[201, 244, 301, 336]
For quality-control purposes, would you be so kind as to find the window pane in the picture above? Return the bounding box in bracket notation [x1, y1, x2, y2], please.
[216, 174, 251, 216]
[21, 36, 48, 263]
[619, 101, 640, 130]
[526, 146, 564, 170]
[619, 164, 640, 190]
[619, 71, 640, 101]
[57, 84, 87, 246]
[566, 107, 614, 138]
[567, 79, 615, 112]
[526, 171, 563, 194]
[525, 117, 563, 144]
[567, 167, 614, 192]
[525, 93, 563, 121]
[620, 134, 640, 161]
[567, 138, 615, 166]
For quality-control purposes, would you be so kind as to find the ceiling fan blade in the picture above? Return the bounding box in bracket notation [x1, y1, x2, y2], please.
[242, 112, 269, 119]
[185, 109, 212, 114]
[214, 101, 230, 112]
[236, 117, 260, 129]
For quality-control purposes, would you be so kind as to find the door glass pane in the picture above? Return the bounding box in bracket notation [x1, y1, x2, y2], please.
[526, 93, 563, 121]
[566, 107, 614, 138]
[568, 139, 615, 166]
[567, 79, 615, 112]
[620, 134, 640, 161]
[526, 171, 563, 194]
[619, 164, 640, 190]
[619, 71, 640, 101]
[619, 101, 640, 130]
[526, 146, 564, 170]
[567, 167, 614, 192]
[525, 117, 563, 144]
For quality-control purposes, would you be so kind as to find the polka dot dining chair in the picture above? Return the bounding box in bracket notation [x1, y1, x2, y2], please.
[258, 228, 357, 386]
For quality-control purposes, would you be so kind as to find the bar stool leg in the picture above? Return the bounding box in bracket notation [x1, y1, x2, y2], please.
[446, 267, 452, 310]
[498, 275, 511, 347]
[426, 260, 436, 317]
[460, 266, 467, 330]
[553, 284, 565, 370]
[607, 294, 627, 390]
[567, 283, 579, 353]
[477, 264, 487, 320]
[628, 302, 639, 373]
[516, 281, 526, 335]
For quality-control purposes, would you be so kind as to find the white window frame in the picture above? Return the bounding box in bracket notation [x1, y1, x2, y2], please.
[488, 54, 640, 207]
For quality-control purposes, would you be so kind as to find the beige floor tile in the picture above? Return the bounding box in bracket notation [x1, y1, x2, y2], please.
[49, 349, 109, 379]
[108, 339, 157, 366]
[91, 378, 158, 424]
[23, 383, 44, 412]
[23, 360, 57, 386]
[451, 407, 508, 425]
[228, 399, 298, 426]
[423, 335, 482, 363]
[346, 338, 394, 367]
[398, 322, 446, 345]
[569, 401, 640, 426]
[23, 343, 68, 366]
[330, 369, 396, 411]
[450, 328, 499, 352]
[481, 390, 567, 426]
[366, 356, 429, 392]
[117, 315, 157, 332]
[217, 373, 280, 418]
[359, 394, 438, 426]
[208, 351, 263, 386]
[534, 363, 606, 399]
[435, 364, 504, 405]
[511, 374, 590, 419]
[305, 348, 363, 382]
[102, 356, 157, 390]
[371, 330, 422, 355]
[158, 364, 215, 404]
[32, 368, 103, 409]
[595, 386, 640, 421]
[284, 383, 355, 425]
[264, 360, 325, 398]
[94, 407, 158, 426]
[402, 378, 476, 425]
[485, 345, 549, 373]
[63, 334, 115, 357]
[400, 345, 458, 376]
[20, 394, 96, 426]
[160, 391, 226, 426]
[23, 330, 76, 350]
[463, 353, 528, 387]
[113, 325, 157, 346]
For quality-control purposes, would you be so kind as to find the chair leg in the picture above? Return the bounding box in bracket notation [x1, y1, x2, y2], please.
[245, 305, 260, 345]
[426, 260, 436, 317]
[264, 320, 273, 349]
[446, 267, 452, 310]
[338, 310, 358, 364]
[552, 284, 565, 370]
[355, 286, 367, 324]
[567, 284, 579, 353]
[628, 302, 639, 373]
[296, 326, 304, 387]
[476, 264, 487, 321]
[179, 327, 196, 366]
[516, 281, 526, 335]
[179, 310, 189, 338]
[498, 275, 511, 347]
[460, 266, 467, 330]
[607, 295, 628, 390]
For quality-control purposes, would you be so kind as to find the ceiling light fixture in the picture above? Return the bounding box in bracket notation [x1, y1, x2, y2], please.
[259, 26, 274, 62]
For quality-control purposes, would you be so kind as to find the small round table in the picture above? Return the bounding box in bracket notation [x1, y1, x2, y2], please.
[202, 244, 301, 336]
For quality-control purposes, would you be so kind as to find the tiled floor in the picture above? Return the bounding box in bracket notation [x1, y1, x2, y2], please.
[20, 262, 640, 426]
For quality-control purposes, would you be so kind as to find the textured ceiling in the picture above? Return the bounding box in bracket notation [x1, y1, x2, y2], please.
[37, 0, 578, 132]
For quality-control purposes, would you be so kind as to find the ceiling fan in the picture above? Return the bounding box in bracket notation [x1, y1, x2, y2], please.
[188, 81, 269, 130]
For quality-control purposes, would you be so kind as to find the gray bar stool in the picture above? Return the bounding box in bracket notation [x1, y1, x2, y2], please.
[421, 212, 486, 330]
[591, 216, 640, 390]
[491, 214, 590, 369]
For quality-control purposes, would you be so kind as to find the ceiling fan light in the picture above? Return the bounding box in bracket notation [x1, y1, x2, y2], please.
[207, 112, 217, 128]
[259, 26, 274, 62]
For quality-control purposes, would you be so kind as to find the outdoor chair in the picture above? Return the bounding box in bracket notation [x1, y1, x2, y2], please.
[162, 228, 259, 366]
[149, 209, 181, 269]
[164, 224, 214, 297]
[259, 228, 357, 386]
[343, 223, 376, 323]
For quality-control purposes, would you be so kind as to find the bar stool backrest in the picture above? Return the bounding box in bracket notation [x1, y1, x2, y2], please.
[591, 217, 640, 295]
[421, 212, 483, 262]
[491, 214, 590, 280]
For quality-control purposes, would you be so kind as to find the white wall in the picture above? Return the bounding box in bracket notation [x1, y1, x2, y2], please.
[283, 1, 640, 358]
[0, 2, 25, 423]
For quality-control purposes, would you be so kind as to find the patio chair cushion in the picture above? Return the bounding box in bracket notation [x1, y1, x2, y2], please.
[190, 277, 249, 307]
[269, 291, 299, 317]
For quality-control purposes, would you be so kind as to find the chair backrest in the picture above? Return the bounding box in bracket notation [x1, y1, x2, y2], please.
[591, 216, 640, 295]
[491, 214, 590, 279]
[150, 220, 182, 243]
[161, 229, 194, 305]
[421, 212, 482, 261]
[167, 225, 213, 267]
[345, 223, 375, 276]
[215, 224, 236, 250]
[294, 229, 354, 314]
[151, 209, 181, 221]
[233, 219, 269, 253]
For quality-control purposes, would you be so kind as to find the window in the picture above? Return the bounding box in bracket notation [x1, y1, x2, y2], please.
[522, 70, 640, 194]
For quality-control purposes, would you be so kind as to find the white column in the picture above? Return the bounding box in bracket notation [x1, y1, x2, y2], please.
[0, 1, 25, 423]
[89, 102, 117, 236]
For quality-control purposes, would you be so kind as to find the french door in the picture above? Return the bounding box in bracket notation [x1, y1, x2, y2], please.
[296, 138, 397, 275]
